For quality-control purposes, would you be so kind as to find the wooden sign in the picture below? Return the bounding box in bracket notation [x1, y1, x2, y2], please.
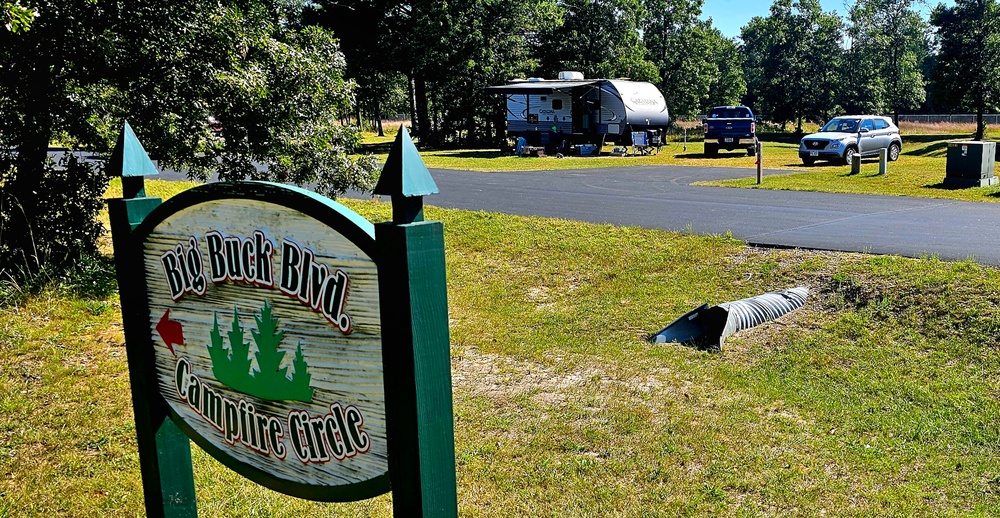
[110, 123, 456, 517]
[132, 182, 388, 501]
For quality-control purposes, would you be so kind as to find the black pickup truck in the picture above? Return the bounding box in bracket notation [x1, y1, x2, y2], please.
[702, 106, 756, 156]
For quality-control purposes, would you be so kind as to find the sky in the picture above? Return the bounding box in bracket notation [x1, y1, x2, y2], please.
[700, 0, 955, 41]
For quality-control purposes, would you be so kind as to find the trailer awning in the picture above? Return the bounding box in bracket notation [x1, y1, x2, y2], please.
[484, 80, 601, 94]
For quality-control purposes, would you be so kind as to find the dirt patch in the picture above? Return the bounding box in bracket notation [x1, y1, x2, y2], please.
[452, 346, 678, 412]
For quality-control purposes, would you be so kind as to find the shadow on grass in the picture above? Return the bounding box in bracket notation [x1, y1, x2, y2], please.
[675, 151, 753, 160]
[757, 132, 803, 144]
[924, 181, 978, 191]
[903, 134, 973, 144]
[905, 141, 950, 157]
[433, 150, 508, 159]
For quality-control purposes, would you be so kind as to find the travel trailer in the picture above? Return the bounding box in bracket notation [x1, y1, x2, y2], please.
[485, 71, 670, 151]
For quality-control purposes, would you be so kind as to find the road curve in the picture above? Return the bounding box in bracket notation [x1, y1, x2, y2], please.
[344, 165, 1000, 266]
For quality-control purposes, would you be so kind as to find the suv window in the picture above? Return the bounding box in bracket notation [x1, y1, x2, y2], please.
[874, 119, 888, 130]
[822, 118, 859, 132]
[861, 119, 874, 132]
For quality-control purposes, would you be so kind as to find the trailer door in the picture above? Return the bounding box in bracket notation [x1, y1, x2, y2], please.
[573, 89, 599, 135]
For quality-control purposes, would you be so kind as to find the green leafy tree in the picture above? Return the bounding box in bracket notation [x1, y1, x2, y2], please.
[0, 0, 376, 283]
[931, 0, 1000, 140]
[643, 0, 743, 117]
[535, 0, 658, 82]
[3, 1, 34, 32]
[302, 0, 409, 137]
[741, 0, 843, 132]
[310, 0, 560, 147]
[705, 32, 747, 112]
[426, 0, 564, 146]
[842, 0, 929, 122]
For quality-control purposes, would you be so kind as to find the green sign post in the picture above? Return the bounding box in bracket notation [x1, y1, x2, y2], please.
[109, 123, 457, 516]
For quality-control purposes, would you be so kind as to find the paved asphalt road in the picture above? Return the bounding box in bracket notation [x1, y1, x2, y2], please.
[151, 160, 1000, 265]
[339, 165, 1000, 265]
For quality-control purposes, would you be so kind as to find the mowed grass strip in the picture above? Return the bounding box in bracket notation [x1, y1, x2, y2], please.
[2, 180, 1000, 516]
[698, 134, 1000, 203]
[372, 122, 1000, 204]
[691, 122, 999, 203]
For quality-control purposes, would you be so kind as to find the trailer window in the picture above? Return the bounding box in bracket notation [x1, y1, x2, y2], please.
[552, 99, 563, 110]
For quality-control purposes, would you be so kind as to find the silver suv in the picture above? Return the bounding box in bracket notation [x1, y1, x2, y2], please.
[799, 115, 902, 166]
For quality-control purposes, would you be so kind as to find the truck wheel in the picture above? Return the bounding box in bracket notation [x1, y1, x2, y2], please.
[747, 146, 756, 157]
[843, 147, 857, 166]
[888, 143, 900, 162]
[705, 144, 717, 156]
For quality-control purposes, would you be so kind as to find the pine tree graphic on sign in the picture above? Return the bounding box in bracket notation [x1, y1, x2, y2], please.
[206, 300, 314, 403]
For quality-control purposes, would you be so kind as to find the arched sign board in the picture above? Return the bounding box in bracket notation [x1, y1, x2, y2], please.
[130, 182, 389, 501]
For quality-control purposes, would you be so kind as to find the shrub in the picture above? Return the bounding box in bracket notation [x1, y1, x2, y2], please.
[0, 152, 109, 292]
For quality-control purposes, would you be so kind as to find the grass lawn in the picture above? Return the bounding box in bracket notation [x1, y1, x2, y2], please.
[698, 133, 1000, 203]
[369, 121, 1000, 204]
[2, 180, 1000, 516]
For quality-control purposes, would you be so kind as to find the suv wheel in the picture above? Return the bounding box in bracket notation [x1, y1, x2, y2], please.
[843, 146, 857, 166]
[802, 157, 815, 166]
[888, 143, 900, 162]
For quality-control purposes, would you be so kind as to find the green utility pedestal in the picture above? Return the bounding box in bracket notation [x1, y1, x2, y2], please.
[944, 141, 998, 187]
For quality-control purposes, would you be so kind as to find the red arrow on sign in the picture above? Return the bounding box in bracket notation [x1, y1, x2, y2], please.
[156, 310, 184, 355]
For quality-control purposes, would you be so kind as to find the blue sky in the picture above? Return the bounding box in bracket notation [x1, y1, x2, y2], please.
[700, 0, 954, 40]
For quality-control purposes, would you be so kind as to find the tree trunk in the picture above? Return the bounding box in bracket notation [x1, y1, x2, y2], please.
[407, 72, 418, 136]
[976, 104, 985, 141]
[414, 75, 431, 144]
[375, 95, 384, 137]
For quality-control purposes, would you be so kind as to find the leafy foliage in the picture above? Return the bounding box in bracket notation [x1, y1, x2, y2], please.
[0, 0, 376, 286]
[740, 0, 843, 131]
[931, 0, 1000, 140]
[842, 0, 929, 121]
[535, 0, 657, 83]
[2, 1, 34, 33]
[0, 151, 108, 284]
[308, 0, 562, 148]
[643, 0, 744, 117]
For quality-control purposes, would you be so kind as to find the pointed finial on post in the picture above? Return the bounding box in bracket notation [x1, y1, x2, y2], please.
[373, 125, 439, 224]
[108, 120, 159, 199]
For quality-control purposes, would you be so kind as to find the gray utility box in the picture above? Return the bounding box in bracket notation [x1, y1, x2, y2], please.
[944, 141, 998, 187]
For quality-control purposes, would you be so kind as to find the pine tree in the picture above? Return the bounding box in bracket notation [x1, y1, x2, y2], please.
[227, 307, 253, 379]
[206, 301, 313, 403]
[290, 343, 313, 401]
[251, 300, 290, 387]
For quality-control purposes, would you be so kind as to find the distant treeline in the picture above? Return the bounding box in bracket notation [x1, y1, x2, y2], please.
[305, 0, 1000, 146]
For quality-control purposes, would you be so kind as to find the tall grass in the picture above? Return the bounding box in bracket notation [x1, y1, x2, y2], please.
[898, 121, 980, 136]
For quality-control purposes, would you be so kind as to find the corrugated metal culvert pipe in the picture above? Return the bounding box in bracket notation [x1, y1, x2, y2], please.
[650, 287, 809, 352]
